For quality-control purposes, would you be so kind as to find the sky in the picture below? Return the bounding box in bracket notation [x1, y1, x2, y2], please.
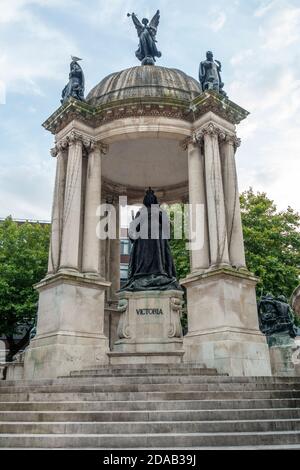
[0, 0, 300, 220]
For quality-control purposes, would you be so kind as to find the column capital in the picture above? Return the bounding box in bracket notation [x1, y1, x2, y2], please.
[179, 136, 194, 151]
[194, 123, 239, 147]
[67, 131, 84, 146]
[63, 132, 109, 156]
[90, 140, 109, 155]
[51, 138, 68, 157]
[219, 132, 241, 151]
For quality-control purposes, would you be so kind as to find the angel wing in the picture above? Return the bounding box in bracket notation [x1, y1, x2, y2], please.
[130, 12, 143, 37]
[149, 10, 160, 38]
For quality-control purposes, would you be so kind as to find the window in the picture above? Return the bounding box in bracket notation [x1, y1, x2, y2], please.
[120, 239, 130, 255]
[120, 264, 129, 280]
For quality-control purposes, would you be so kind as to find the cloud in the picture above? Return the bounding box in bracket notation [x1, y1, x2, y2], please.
[230, 49, 254, 66]
[209, 11, 227, 32]
[254, 0, 276, 18]
[1, 0, 300, 220]
[228, 1, 300, 213]
[0, 0, 78, 96]
[260, 7, 300, 50]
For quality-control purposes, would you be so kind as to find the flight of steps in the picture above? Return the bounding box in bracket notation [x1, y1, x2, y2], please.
[0, 364, 300, 449]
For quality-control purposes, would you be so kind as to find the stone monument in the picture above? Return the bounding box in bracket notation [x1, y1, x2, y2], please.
[22, 13, 271, 378]
[112, 188, 184, 364]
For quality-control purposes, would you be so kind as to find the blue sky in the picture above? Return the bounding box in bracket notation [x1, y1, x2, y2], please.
[1, 0, 300, 220]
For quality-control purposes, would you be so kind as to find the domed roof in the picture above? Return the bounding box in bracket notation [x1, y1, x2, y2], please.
[86, 66, 201, 106]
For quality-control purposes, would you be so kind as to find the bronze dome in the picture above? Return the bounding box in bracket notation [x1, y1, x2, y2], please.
[86, 66, 201, 106]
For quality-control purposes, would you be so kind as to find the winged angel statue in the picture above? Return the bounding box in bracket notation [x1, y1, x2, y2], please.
[127, 10, 162, 65]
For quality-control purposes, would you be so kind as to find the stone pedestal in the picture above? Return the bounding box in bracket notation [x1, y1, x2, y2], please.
[24, 273, 110, 379]
[110, 290, 184, 364]
[268, 333, 298, 376]
[182, 268, 271, 376]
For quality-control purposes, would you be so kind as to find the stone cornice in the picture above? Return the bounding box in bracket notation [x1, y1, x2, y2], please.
[42, 91, 250, 136]
[180, 266, 259, 288]
[190, 91, 249, 125]
[35, 272, 111, 291]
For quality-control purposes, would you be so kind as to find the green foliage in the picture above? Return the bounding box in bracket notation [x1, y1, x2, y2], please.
[0, 217, 50, 339]
[167, 191, 300, 309]
[240, 188, 300, 300]
[168, 204, 190, 280]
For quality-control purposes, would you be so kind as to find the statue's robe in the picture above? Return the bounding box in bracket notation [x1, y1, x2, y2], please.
[120, 206, 181, 292]
[136, 27, 160, 61]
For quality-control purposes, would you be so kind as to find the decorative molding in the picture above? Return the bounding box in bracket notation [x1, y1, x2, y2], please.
[43, 98, 191, 136]
[168, 296, 183, 338]
[117, 299, 131, 339]
[191, 91, 249, 125]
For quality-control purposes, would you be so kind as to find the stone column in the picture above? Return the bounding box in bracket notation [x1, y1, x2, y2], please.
[203, 124, 229, 267]
[48, 141, 67, 274]
[220, 134, 246, 269]
[109, 198, 120, 300]
[60, 132, 83, 272]
[187, 139, 209, 272]
[82, 142, 102, 276]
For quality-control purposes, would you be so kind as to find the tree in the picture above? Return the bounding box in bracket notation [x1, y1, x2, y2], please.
[240, 188, 300, 301]
[169, 190, 300, 306]
[0, 217, 50, 360]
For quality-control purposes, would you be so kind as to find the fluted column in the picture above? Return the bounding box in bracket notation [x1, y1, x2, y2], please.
[48, 141, 68, 274]
[220, 134, 246, 268]
[82, 142, 103, 275]
[187, 139, 209, 272]
[60, 132, 83, 272]
[109, 198, 120, 300]
[203, 124, 229, 267]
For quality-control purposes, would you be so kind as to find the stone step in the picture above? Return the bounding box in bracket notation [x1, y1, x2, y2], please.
[1, 382, 300, 394]
[1, 390, 300, 402]
[3, 376, 300, 388]
[1, 431, 300, 448]
[68, 368, 219, 377]
[0, 398, 299, 411]
[1, 408, 300, 422]
[1, 419, 300, 434]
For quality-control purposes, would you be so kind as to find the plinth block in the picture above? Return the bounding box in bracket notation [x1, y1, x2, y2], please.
[112, 290, 184, 363]
[24, 273, 110, 379]
[181, 268, 272, 376]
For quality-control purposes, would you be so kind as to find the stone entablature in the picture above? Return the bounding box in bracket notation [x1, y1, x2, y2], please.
[43, 90, 249, 135]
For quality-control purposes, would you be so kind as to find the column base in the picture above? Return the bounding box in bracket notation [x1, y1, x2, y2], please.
[181, 267, 272, 376]
[24, 272, 110, 379]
